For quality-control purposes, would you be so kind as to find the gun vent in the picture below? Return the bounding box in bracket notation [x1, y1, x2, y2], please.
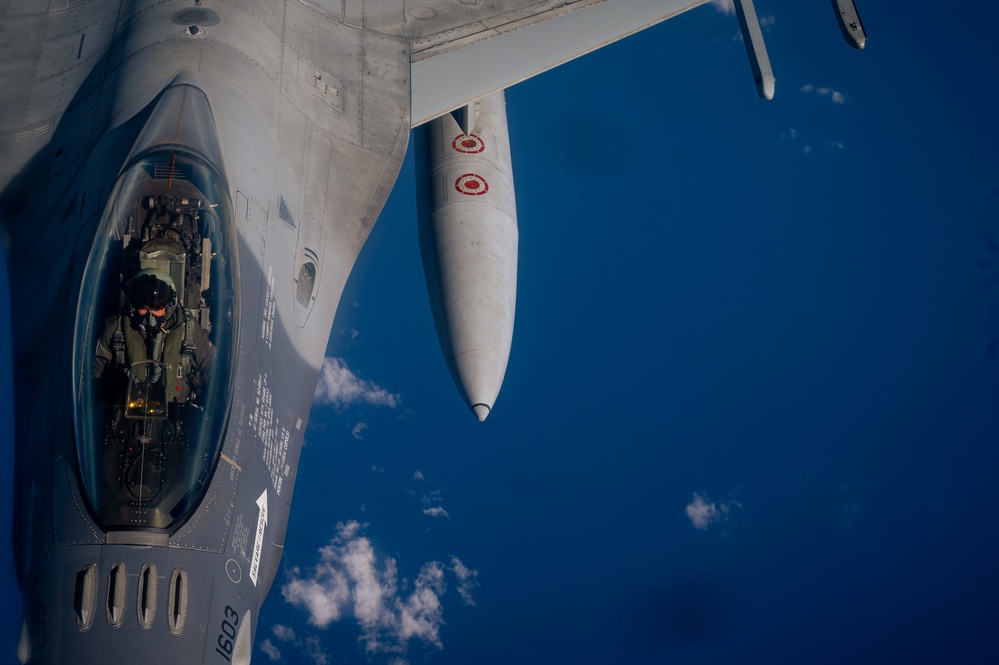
[106, 561, 127, 627]
[74, 564, 98, 631]
[137, 563, 158, 629]
[168, 568, 189, 635]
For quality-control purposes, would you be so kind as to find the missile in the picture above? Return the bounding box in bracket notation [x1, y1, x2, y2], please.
[416, 91, 518, 421]
[734, 0, 775, 100]
[831, 0, 867, 50]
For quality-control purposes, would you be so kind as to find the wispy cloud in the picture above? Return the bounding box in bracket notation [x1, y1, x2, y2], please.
[710, 1, 774, 32]
[351, 423, 368, 440]
[422, 506, 450, 519]
[282, 521, 476, 658]
[314, 357, 400, 409]
[710, 0, 735, 16]
[421, 490, 449, 519]
[450, 557, 479, 606]
[267, 625, 328, 665]
[260, 639, 281, 662]
[413, 470, 425, 481]
[800, 84, 846, 105]
[685, 492, 741, 530]
[273, 625, 297, 642]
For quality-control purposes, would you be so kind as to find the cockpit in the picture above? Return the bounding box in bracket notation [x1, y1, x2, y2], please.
[73, 76, 239, 532]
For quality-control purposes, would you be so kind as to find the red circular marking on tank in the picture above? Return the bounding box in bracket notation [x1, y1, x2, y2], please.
[452, 134, 485, 154]
[455, 174, 489, 195]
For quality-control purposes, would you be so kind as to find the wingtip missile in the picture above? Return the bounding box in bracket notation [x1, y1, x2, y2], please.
[832, 0, 868, 50]
[734, 0, 775, 100]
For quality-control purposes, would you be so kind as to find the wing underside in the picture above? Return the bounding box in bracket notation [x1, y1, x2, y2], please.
[409, 0, 709, 126]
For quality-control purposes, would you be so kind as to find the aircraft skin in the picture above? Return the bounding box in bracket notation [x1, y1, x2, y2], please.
[0, 0, 864, 663]
[832, 0, 868, 49]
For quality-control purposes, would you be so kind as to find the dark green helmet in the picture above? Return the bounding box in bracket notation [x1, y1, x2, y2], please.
[127, 268, 176, 310]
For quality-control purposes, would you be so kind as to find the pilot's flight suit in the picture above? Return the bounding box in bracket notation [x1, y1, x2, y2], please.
[93, 308, 215, 402]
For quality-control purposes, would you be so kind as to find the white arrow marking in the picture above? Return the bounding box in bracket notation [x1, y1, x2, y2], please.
[250, 489, 268, 586]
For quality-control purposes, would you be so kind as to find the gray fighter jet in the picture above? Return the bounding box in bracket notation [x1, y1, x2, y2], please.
[0, 0, 865, 663]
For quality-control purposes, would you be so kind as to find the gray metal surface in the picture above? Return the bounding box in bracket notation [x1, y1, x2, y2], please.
[417, 92, 518, 421]
[735, 0, 775, 100]
[2, 0, 409, 662]
[0, 0, 728, 662]
[410, 0, 709, 126]
[832, 0, 868, 50]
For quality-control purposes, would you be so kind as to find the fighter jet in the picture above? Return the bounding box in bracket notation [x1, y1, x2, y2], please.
[0, 0, 865, 663]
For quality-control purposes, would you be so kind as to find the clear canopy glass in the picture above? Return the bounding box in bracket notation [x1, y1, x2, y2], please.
[73, 133, 239, 530]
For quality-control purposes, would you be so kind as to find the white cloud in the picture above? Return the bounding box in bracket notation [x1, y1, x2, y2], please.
[413, 470, 425, 481]
[266, 627, 328, 665]
[800, 84, 846, 104]
[261, 639, 281, 662]
[281, 564, 351, 628]
[686, 492, 741, 530]
[781, 128, 798, 142]
[803, 145, 813, 154]
[759, 14, 775, 29]
[421, 492, 449, 519]
[272, 625, 297, 642]
[686, 493, 720, 529]
[281, 521, 460, 656]
[450, 557, 479, 607]
[422, 506, 450, 519]
[301, 637, 329, 665]
[314, 357, 400, 409]
[351, 423, 368, 440]
[710, 0, 735, 15]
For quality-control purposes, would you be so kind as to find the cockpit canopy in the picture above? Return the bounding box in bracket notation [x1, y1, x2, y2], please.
[74, 77, 239, 531]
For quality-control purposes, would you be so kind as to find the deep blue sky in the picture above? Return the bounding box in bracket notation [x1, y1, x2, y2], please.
[269, 2, 999, 663]
[4, 1, 999, 663]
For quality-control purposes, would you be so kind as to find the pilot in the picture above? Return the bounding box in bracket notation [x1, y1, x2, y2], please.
[93, 268, 215, 403]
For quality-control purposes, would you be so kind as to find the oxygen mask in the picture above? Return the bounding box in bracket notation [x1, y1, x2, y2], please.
[139, 309, 165, 332]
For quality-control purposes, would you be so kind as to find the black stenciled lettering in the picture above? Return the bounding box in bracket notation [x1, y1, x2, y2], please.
[31, 602, 46, 651]
[215, 605, 239, 661]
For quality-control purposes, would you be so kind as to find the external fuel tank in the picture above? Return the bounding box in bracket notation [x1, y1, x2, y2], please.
[416, 92, 518, 421]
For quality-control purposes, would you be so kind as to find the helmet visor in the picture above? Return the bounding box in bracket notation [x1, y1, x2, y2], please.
[128, 273, 174, 309]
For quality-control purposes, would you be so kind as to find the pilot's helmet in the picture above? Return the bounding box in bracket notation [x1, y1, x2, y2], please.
[127, 268, 176, 311]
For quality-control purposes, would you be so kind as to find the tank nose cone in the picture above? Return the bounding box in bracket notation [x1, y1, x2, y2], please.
[471, 403, 491, 421]
[453, 349, 505, 422]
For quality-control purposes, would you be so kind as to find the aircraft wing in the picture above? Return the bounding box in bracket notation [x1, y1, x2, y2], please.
[409, 0, 710, 126]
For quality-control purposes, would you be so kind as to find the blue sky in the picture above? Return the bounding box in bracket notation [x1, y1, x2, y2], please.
[260, 2, 999, 663]
[4, 0, 999, 663]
